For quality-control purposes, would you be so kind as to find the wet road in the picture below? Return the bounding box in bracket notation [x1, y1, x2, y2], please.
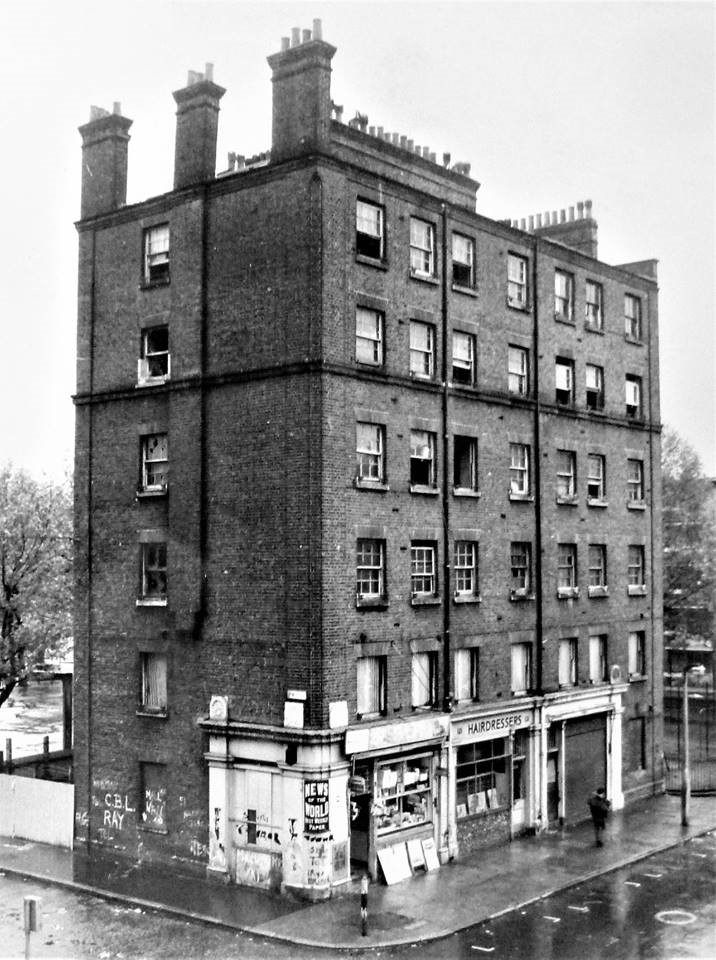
[0, 680, 63, 757]
[0, 834, 714, 959]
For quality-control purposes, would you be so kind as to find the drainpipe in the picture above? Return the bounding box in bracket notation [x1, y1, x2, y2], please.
[645, 285, 658, 793]
[532, 243, 544, 697]
[85, 227, 97, 849]
[196, 185, 210, 639]
[441, 203, 452, 712]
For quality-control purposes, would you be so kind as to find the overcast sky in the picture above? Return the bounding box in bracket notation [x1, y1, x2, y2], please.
[0, 0, 713, 481]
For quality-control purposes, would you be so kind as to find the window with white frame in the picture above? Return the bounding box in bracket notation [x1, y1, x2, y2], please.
[140, 542, 167, 602]
[557, 543, 578, 595]
[411, 652, 438, 707]
[510, 542, 532, 597]
[624, 294, 642, 340]
[625, 375, 642, 418]
[556, 449, 576, 500]
[452, 331, 475, 385]
[456, 739, 511, 816]
[453, 435, 477, 491]
[410, 430, 436, 487]
[355, 307, 384, 366]
[627, 458, 644, 503]
[511, 642, 531, 694]
[143, 224, 170, 284]
[411, 542, 437, 597]
[508, 345, 529, 395]
[559, 638, 578, 686]
[586, 363, 605, 411]
[628, 631, 646, 678]
[588, 544, 608, 594]
[587, 454, 606, 501]
[409, 321, 435, 378]
[455, 648, 479, 702]
[140, 434, 168, 493]
[454, 541, 478, 597]
[555, 357, 574, 405]
[356, 422, 385, 482]
[356, 199, 384, 260]
[554, 269, 574, 322]
[140, 652, 167, 714]
[452, 233, 475, 288]
[356, 539, 386, 601]
[628, 545, 646, 593]
[357, 656, 386, 716]
[507, 253, 528, 308]
[509, 443, 530, 496]
[139, 327, 170, 384]
[409, 217, 435, 277]
[585, 280, 603, 330]
[589, 634, 607, 683]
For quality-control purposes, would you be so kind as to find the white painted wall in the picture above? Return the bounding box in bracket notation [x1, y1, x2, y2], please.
[0, 775, 74, 848]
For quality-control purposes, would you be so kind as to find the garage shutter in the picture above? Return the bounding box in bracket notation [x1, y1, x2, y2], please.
[564, 715, 607, 823]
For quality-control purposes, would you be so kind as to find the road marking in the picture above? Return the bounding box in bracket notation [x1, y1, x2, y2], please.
[568, 905, 589, 913]
[471, 947, 495, 952]
[543, 915, 561, 923]
[624, 881, 641, 887]
[691, 853, 707, 858]
[641, 872, 663, 878]
[655, 910, 697, 926]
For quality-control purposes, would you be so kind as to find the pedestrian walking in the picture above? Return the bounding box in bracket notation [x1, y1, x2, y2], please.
[587, 787, 611, 846]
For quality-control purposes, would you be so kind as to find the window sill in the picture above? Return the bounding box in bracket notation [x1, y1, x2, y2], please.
[558, 682, 577, 690]
[409, 371, 436, 383]
[136, 709, 168, 719]
[510, 592, 535, 603]
[628, 585, 647, 596]
[453, 594, 481, 604]
[453, 487, 481, 499]
[588, 586, 609, 598]
[356, 596, 389, 610]
[410, 484, 440, 496]
[355, 254, 388, 270]
[136, 377, 170, 389]
[136, 598, 168, 608]
[554, 313, 575, 325]
[624, 335, 644, 346]
[587, 497, 608, 508]
[410, 595, 441, 606]
[355, 478, 390, 492]
[556, 495, 578, 506]
[140, 278, 171, 291]
[506, 298, 530, 312]
[356, 359, 384, 370]
[136, 488, 168, 499]
[555, 398, 575, 409]
[629, 673, 647, 683]
[451, 283, 477, 297]
[457, 804, 509, 822]
[557, 587, 580, 600]
[355, 711, 388, 722]
[450, 377, 476, 389]
[584, 323, 604, 335]
[625, 410, 644, 421]
[409, 270, 439, 285]
[586, 405, 606, 415]
[138, 824, 169, 836]
[627, 500, 647, 511]
[509, 492, 534, 503]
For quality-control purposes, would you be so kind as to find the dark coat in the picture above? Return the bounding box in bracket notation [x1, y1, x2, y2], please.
[588, 792, 611, 826]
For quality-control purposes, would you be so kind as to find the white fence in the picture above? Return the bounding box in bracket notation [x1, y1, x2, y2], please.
[0, 775, 74, 848]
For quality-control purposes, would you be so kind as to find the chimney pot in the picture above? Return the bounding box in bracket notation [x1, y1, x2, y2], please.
[377, 126, 384, 138]
[312, 18, 323, 40]
[391, 132, 399, 145]
[368, 126, 375, 136]
[400, 135, 407, 149]
[577, 201, 584, 219]
[569, 206, 575, 221]
[422, 146, 430, 158]
[302, 29, 312, 43]
[551, 209, 557, 223]
[112, 101, 122, 115]
[560, 209, 566, 223]
[429, 151, 436, 163]
[281, 36, 290, 51]
[205, 63, 214, 81]
[407, 139, 414, 151]
[536, 213, 542, 228]
[528, 216, 534, 231]
[585, 199, 593, 217]
[443, 152, 451, 167]
[291, 27, 300, 47]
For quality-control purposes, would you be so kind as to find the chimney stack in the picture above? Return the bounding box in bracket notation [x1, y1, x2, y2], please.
[267, 21, 336, 163]
[172, 64, 226, 189]
[78, 104, 132, 218]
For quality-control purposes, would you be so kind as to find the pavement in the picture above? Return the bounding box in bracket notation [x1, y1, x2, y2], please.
[0, 793, 714, 951]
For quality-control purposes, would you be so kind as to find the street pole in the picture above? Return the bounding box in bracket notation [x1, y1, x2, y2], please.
[681, 670, 690, 827]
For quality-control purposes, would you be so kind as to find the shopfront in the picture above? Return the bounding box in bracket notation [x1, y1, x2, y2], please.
[345, 715, 448, 883]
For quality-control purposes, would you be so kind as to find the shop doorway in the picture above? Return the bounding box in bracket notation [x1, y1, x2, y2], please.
[564, 714, 607, 824]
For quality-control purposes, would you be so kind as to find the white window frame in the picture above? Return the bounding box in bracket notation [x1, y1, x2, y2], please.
[588, 544, 608, 594]
[411, 542, 437, 597]
[356, 422, 385, 482]
[356, 200, 384, 260]
[627, 458, 644, 503]
[140, 652, 168, 714]
[143, 224, 170, 284]
[356, 307, 384, 366]
[140, 542, 167, 604]
[585, 280, 603, 330]
[510, 443, 530, 497]
[628, 631, 646, 678]
[452, 233, 475, 288]
[586, 363, 604, 410]
[455, 648, 479, 702]
[510, 542, 532, 597]
[625, 294, 642, 340]
[454, 541, 478, 597]
[356, 539, 386, 601]
[511, 642, 531, 695]
[626, 376, 642, 417]
[554, 269, 574, 321]
[410, 430, 436, 487]
[508, 345, 528, 395]
[628, 545, 646, 593]
[453, 435, 477, 492]
[411, 651, 438, 708]
[587, 454, 606, 502]
[138, 327, 170, 384]
[589, 635, 607, 683]
[559, 638, 578, 687]
[557, 543, 578, 596]
[556, 449, 576, 500]
[507, 253, 528, 308]
[409, 320, 435, 378]
[555, 358, 574, 405]
[409, 217, 435, 277]
[452, 331, 475, 385]
[141, 434, 169, 493]
[357, 656, 386, 716]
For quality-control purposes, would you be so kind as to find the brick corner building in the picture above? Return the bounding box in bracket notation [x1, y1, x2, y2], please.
[73, 21, 663, 898]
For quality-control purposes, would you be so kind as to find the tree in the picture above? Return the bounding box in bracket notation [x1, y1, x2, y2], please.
[662, 427, 716, 638]
[0, 464, 73, 708]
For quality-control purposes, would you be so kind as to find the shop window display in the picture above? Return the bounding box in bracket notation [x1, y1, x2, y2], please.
[374, 755, 432, 834]
[456, 739, 510, 818]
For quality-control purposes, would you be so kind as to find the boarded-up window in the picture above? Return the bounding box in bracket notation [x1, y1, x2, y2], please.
[140, 762, 167, 832]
